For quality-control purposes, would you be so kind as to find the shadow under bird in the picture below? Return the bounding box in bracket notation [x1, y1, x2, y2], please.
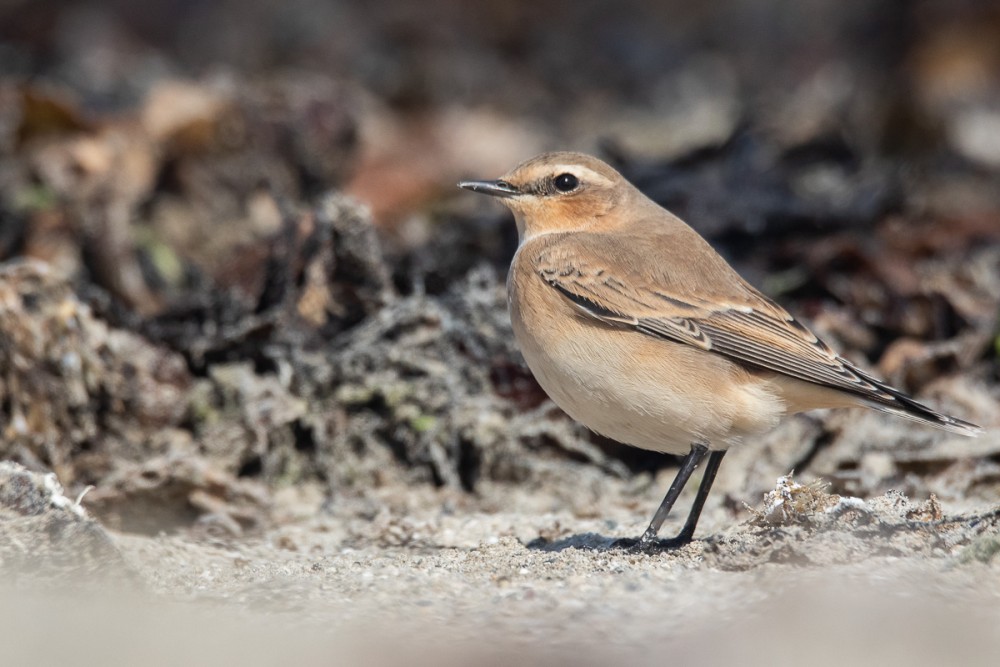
[460, 151, 982, 550]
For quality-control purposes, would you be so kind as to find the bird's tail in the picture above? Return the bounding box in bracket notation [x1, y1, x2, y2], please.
[852, 367, 982, 437]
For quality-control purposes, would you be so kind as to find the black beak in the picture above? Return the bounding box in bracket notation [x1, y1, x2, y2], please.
[458, 179, 520, 199]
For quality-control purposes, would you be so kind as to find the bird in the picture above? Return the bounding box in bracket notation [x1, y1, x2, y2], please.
[458, 151, 982, 550]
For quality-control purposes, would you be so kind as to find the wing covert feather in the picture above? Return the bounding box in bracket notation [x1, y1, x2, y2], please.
[534, 234, 890, 400]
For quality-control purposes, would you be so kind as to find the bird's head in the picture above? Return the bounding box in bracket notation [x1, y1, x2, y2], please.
[459, 152, 635, 241]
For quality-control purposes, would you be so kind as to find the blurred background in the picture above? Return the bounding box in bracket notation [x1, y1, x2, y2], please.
[0, 0, 998, 532]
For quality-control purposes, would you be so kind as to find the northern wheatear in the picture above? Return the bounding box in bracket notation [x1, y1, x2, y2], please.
[460, 151, 981, 549]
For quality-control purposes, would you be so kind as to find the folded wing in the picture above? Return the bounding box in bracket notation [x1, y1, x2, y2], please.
[536, 234, 981, 436]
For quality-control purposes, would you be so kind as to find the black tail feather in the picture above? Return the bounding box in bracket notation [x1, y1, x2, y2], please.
[852, 367, 982, 437]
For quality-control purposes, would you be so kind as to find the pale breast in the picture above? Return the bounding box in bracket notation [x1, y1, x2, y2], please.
[508, 250, 787, 454]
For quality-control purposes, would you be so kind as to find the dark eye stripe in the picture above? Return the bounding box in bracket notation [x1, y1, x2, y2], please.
[523, 179, 554, 196]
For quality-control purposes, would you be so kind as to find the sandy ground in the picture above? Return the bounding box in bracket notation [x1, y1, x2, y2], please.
[4, 461, 1000, 666]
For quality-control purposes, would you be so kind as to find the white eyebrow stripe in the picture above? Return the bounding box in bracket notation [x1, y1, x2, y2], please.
[549, 165, 612, 186]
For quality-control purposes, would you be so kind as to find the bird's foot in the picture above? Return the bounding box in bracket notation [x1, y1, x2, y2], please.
[610, 530, 693, 553]
[609, 536, 641, 551]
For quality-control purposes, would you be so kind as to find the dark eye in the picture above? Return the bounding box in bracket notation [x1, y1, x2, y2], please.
[553, 173, 579, 192]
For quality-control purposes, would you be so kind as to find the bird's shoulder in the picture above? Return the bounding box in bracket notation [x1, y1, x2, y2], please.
[517, 220, 766, 314]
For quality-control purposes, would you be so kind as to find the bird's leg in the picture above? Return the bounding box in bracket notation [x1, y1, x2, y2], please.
[635, 443, 709, 548]
[662, 449, 726, 547]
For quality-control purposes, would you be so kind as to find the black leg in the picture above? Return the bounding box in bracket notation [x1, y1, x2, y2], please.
[667, 449, 726, 546]
[636, 443, 709, 546]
